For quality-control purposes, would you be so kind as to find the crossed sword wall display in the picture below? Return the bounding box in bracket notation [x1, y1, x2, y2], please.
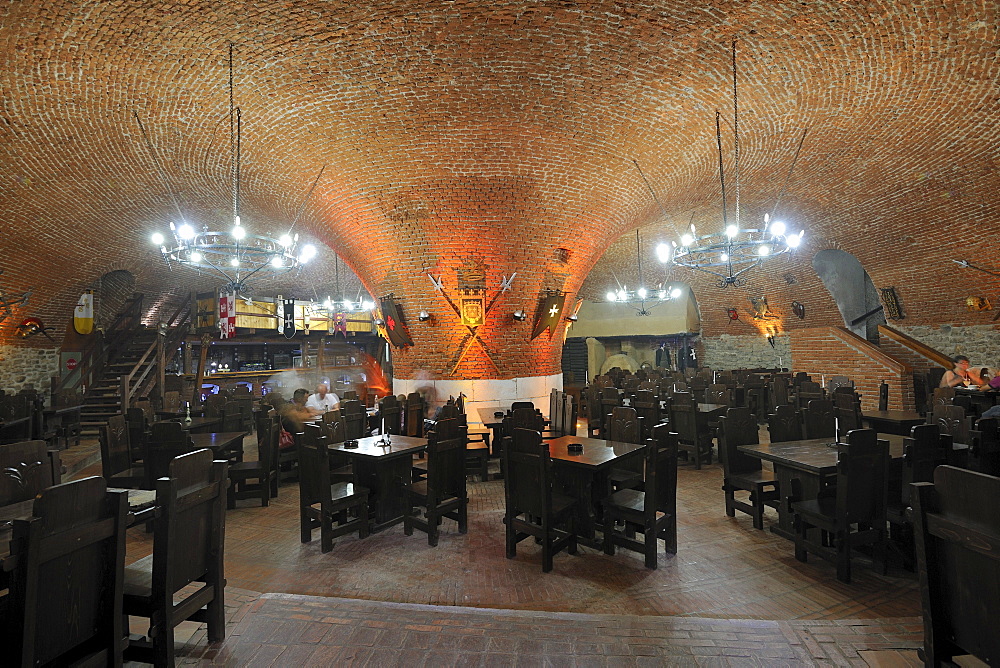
[428, 272, 515, 375]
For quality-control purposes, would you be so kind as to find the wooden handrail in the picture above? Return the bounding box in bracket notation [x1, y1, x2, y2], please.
[878, 324, 953, 368]
[121, 295, 192, 409]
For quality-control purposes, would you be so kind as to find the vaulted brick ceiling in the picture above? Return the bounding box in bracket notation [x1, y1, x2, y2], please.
[2, 1, 997, 367]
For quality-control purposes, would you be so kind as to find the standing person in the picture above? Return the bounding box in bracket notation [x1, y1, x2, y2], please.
[305, 382, 340, 415]
[940, 355, 984, 388]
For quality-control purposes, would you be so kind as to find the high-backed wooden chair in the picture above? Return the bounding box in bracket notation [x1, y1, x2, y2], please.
[802, 399, 836, 440]
[834, 392, 863, 438]
[404, 417, 468, 545]
[705, 383, 731, 406]
[341, 399, 367, 439]
[502, 428, 577, 572]
[379, 395, 403, 435]
[100, 415, 145, 489]
[602, 424, 678, 568]
[795, 380, 824, 410]
[718, 407, 779, 530]
[668, 391, 712, 469]
[770, 378, 790, 411]
[6, 477, 128, 667]
[585, 385, 603, 437]
[792, 429, 888, 584]
[123, 450, 228, 666]
[885, 424, 946, 568]
[126, 406, 148, 463]
[403, 392, 425, 438]
[227, 410, 279, 508]
[932, 404, 971, 445]
[598, 388, 622, 435]
[767, 405, 803, 443]
[298, 428, 369, 553]
[630, 390, 661, 440]
[911, 465, 1000, 666]
[162, 390, 180, 414]
[203, 393, 227, 418]
[0, 440, 58, 506]
[146, 421, 193, 487]
[606, 406, 644, 491]
[974, 416, 1000, 476]
[878, 382, 889, 411]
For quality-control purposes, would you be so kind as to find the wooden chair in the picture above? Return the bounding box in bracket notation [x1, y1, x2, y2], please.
[885, 424, 946, 569]
[585, 385, 603, 437]
[221, 401, 245, 432]
[598, 387, 622, 435]
[123, 450, 228, 666]
[911, 465, 1000, 666]
[100, 415, 145, 489]
[145, 421, 194, 488]
[227, 410, 279, 508]
[802, 399, 836, 440]
[379, 395, 402, 435]
[932, 404, 971, 445]
[794, 380, 824, 410]
[341, 399, 367, 439]
[298, 428, 369, 553]
[403, 392, 424, 438]
[342, 390, 359, 401]
[770, 378, 790, 412]
[455, 393, 492, 457]
[502, 428, 578, 573]
[0, 439, 58, 507]
[826, 375, 853, 395]
[792, 429, 888, 584]
[878, 382, 889, 411]
[203, 393, 226, 418]
[834, 393, 862, 438]
[973, 416, 1000, 476]
[404, 417, 468, 546]
[606, 406, 644, 491]
[5, 477, 128, 667]
[630, 390, 661, 440]
[705, 383, 731, 406]
[767, 405, 803, 443]
[602, 424, 678, 568]
[162, 390, 180, 414]
[126, 406, 148, 463]
[668, 391, 712, 469]
[718, 407, 779, 530]
[511, 400, 535, 411]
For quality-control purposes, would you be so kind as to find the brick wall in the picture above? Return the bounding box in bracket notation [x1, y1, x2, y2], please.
[788, 327, 914, 411]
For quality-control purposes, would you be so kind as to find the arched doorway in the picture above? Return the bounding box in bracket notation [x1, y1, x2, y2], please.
[812, 250, 885, 341]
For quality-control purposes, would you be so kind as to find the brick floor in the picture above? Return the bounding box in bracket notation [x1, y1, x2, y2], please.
[69, 433, 931, 664]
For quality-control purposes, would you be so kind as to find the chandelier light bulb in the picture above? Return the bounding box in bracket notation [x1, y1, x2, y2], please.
[769, 220, 786, 237]
[606, 291, 617, 302]
[655, 243, 671, 263]
[270, 256, 284, 268]
[637, 288, 647, 299]
[658, 290, 666, 299]
[232, 224, 246, 240]
[362, 300, 374, 310]
[279, 234, 293, 247]
[670, 287, 683, 298]
[189, 251, 203, 263]
[177, 224, 195, 240]
[230, 257, 240, 267]
[680, 234, 694, 247]
[299, 244, 316, 263]
[617, 289, 628, 302]
[343, 302, 354, 312]
[720, 253, 729, 262]
[151, 232, 164, 245]
[725, 224, 739, 238]
[757, 245, 770, 257]
[788, 231, 804, 248]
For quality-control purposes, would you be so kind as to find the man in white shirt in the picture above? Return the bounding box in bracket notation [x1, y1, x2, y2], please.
[305, 383, 340, 415]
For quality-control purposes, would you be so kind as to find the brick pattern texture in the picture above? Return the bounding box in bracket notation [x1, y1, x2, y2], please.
[1, 1, 998, 382]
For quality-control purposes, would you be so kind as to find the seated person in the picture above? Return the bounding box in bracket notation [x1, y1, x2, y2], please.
[279, 388, 313, 433]
[940, 355, 984, 388]
[305, 383, 340, 415]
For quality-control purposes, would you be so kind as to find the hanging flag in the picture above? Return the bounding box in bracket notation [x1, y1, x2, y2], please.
[73, 290, 94, 335]
[380, 296, 413, 347]
[531, 292, 566, 340]
[281, 297, 297, 339]
[218, 291, 236, 339]
[333, 311, 349, 337]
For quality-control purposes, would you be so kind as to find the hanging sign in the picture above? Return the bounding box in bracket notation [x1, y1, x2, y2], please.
[218, 291, 236, 339]
[531, 292, 566, 340]
[281, 297, 297, 339]
[379, 296, 413, 347]
[73, 290, 94, 335]
[460, 291, 486, 327]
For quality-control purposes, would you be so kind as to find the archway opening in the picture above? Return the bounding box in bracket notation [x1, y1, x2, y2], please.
[812, 249, 885, 342]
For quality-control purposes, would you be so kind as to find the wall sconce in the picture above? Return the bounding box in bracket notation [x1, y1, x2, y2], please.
[766, 333, 776, 348]
[418, 310, 431, 322]
[512, 310, 527, 322]
[374, 317, 385, 327]
[565, 314, 579, 322]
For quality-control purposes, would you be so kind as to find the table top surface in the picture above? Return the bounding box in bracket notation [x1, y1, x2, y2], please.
[545, 435, 645, 469]
[697, 403, 728, 413]
[739, 434, 909, 474]
[328, 434, 428, 458]
[861, 410, 924, 422]
[188, 431, 246, 450]
[168, 416, 223, 429]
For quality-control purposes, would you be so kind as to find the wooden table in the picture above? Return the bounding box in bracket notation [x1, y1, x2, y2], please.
[0, 488, 157, 572]
[328, 434, 428, 532]
[862, 410, 924, 435]
[169, 416, 223, 434]
[188, 431, 246, 460]
[546, 435, 646, 548]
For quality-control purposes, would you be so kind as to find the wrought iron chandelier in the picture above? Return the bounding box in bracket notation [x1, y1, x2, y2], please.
[146, 45, 319, 297]
[606, 230, 684, 316]
[661, 39, 807, 289]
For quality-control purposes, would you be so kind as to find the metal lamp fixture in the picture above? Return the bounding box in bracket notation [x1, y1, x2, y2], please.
[606, 230, 685, 316]
[659, 39, 808, 289]
[145, 45, 320, 297]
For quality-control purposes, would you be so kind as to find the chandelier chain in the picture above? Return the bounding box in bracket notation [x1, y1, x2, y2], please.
[133, 110, 187, 225]
[732, 38, 740, 231]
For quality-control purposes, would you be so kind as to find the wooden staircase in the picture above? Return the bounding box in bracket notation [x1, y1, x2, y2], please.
[79, 328, 158, 434]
